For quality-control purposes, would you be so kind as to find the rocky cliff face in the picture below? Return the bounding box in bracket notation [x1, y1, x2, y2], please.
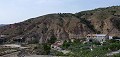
[0, 6, 120, 43]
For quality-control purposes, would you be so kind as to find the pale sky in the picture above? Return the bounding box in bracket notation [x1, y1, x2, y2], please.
[0, 0, 120, 24]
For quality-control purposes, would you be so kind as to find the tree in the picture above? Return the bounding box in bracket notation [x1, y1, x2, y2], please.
[62, 40, 71, 49]
[48, 35, 57, 44]
[34, 44, 51, 55]
[43, 43, 51, 55]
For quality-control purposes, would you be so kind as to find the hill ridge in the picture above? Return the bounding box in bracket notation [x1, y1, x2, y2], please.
[0, 6, 120, 43]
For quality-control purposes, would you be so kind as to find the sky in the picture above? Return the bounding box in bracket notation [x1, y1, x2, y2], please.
[0, 0, 120, 24]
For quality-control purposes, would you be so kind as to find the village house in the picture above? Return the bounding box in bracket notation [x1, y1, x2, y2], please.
[51, 40, 70, 54]
[0, 35, 7, 44]
[86, 34, 113, 43]
[13, 36, 25, 43]
[0, 35, 6, 37]
[51, 40, 63, 51]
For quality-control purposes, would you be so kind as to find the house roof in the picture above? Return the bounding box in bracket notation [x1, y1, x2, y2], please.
[52, 41, 63, 47]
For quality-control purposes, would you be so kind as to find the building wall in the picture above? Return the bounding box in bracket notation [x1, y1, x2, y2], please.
[69, 34, 82, 39]
[86, 34, 109, 42]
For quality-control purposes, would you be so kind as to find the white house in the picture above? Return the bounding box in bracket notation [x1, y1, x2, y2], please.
[0, 35, 6, 38]
[86, 34, 112, 43]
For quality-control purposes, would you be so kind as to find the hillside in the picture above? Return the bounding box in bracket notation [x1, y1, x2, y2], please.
[0, 6, 120, 43]
[0, 24, 6, 27]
